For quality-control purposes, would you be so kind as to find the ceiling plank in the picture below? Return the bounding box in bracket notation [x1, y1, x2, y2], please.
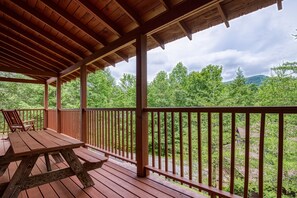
[0, 77, 45, 84]
[59, 0, 216, 77]
[0, 36, 66, 70]
[217, 3, 230, 28]
[151, 35, 165, 50]
[10, 0, 93, 52]
[0, 30, 71, 67]
[0, 6, 84, 60]
[114, 0, 142, 25]
[0, 43, 58, 73]
[177, 21, 192, 40]
[0, 66, 58, 77]
[74, 0, 123, 36]
[0, 21, 76, 63]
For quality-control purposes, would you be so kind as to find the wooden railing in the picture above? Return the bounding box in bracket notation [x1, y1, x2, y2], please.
[61, 109, 80, 140]
[0, 109, 44, 134]
[144, 107, 297, 197]
[47, 109, 57, 131]
[86, 108, 136, 164]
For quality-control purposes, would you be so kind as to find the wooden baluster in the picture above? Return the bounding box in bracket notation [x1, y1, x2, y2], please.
[152, 112, 155, 167]
[259, 113, 265, 198]
[122, 111, 124, 157]
[130, 110, 133, 160]
[158, 111, 161, 170]
[244, 113, 250, 197]
[208, 112, 212, 189]
[164, 112, 168, 172]
[111, 111, 114, 153]
[108, 111, 111, 152]
[197, 112, 202, 185]
[126, 111, 129, 158]
[179, 112, 184, 180]
[277, 113, 284, 198]
[172, 112, 176, 175]
[188, 112, 192, 182]
[219, 112, 223, 190]
[230, 113, 236, 194]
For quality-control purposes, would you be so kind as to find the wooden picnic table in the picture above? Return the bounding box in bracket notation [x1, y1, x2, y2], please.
[0, 130, 97, 198]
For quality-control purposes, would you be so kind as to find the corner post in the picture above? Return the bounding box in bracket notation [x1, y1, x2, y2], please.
[80, 65, 87, 143]
[44, 83, 49, 129]
[136, 34, 149, 177]
[56, 76, 62, 133]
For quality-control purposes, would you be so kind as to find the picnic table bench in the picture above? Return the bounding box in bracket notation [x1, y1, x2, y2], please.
[0, 130, 107, 198]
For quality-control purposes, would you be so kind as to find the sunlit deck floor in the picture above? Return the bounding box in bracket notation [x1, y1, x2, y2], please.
[1, 155, 205, 198]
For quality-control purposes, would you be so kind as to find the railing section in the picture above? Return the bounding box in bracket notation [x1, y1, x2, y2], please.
[86, 108, 136, 164]
[47, 109, 57, 131]
[0, 109, 44, 134]
[144, 107, 297, 198]
[61, 109, 80, 140]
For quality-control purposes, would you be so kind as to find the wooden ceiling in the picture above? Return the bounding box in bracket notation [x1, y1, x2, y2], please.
[0, 0, 281, 84]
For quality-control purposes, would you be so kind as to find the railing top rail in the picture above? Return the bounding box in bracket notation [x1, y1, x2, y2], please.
[86, 108, 136, 111]
[144, 106, 297, 113]
[1, 108, 45, 111]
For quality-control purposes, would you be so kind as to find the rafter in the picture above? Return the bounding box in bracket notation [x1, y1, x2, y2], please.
[0, 37, 67, 70]
[0, 77, 44, 84]
[177, 21, 192, 40]
[114, 0, 142, 25]
[0, 30, 71, 67]
[0, 43, 58, 73]
[0, 65, 58, 77]
[74, 0, 123, 36]
[217, 3, 230, 28]
[59, 0, 216, 77]
[0, 6, 85, 60]
[150, 35, 165, 50]
[103, 57, 116, 67]
[277, 0, 282, 10]
[115, 51, 129, 62]
[10, 0, 93, 52]
[159, 0, 171, 10]
[0, 21, 76, 63]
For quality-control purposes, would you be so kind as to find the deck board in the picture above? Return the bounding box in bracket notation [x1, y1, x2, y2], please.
[0, 148, 206, 198]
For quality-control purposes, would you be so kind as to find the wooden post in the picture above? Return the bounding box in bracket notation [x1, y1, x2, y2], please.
[135, 34, 149, 177]
[80, 65, 87, 143]
[56, 77, 62, 133]
[44, 83, 48, 129]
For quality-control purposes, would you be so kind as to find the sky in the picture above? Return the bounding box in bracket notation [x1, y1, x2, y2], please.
[109, 0, 297, 82]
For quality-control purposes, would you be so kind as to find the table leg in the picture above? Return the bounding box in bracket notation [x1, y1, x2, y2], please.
[44, 153, 51, 171]
[60, 148, 94, 188]
[2, 154, 39, 198]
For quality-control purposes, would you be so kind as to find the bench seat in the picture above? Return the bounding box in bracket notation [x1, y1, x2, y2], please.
[74, 147, 108, 170]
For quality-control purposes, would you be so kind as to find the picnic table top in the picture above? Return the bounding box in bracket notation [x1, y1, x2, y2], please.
[8, 130, 84, 157]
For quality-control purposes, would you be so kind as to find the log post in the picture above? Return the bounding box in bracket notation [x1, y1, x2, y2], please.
[80, 65, 87, 143]
[56, 76, 62, 133]
[135, 34, 149, 177]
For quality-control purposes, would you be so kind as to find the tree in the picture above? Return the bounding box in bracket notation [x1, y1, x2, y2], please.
[116, 73, 136, 107]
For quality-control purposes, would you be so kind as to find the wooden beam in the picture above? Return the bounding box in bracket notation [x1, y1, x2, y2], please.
[46, 77, 57, 84]
[114, 0, 142, 25]
[178, 21, 192, 40]
[0, 6, 85, 59]
[217, 3, 230, 28]
[103, 57, 116, 67]
[75, 0, 123, 36]
[150, 35, 165, 50]
[44, 83, 49, 129]
[0, 30, 72, 67]
[115, 51, 129, 62]
[277, 0, 282, 10]
[80, 65, 87, 142]
[0, 20, 76, 63]
[0, 77, 44, 84]
[56, 77, 62, 133]
[0, 65, 58, 77]
[135, 34, 148, 177]
[159, 0, 171, 10]
[10, 0, 93, 52]
[59, 0, 215, 77]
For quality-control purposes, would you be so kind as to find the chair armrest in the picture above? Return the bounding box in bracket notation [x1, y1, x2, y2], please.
[23, 119, 35, 124]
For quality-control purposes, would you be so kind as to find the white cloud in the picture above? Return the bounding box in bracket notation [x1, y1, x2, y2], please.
[109, 0, 297, 82]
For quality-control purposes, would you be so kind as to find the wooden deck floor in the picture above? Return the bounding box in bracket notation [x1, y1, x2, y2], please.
[0, 153, 205, 198]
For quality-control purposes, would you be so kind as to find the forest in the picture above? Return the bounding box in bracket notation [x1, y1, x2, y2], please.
[0, 62, 296, 197]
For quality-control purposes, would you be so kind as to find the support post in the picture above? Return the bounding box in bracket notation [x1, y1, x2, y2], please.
[44, 83, 49, 129]
[80, 65, 87, 143]
[56, 77, 62, 133]
[135, 34, 149, 177]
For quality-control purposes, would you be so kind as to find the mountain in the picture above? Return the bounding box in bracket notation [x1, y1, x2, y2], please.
[245, 75, 269, 86]
[225, 75, 269, 86]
